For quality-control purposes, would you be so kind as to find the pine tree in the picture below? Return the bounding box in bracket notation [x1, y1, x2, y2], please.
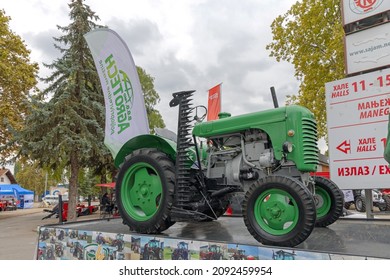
[18, 0, 105, 221]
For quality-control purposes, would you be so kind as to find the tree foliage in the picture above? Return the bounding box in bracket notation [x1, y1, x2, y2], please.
[14, 161, 57, 197]
[78, 168, 101, 199]
[137, 66, 165, 132]
[17, 0, 104, 221]
[266, 0, 345, 138]
[0, 10, 38, 161]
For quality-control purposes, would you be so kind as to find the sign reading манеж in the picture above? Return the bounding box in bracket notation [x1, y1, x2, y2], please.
[325, 68, 390, 189]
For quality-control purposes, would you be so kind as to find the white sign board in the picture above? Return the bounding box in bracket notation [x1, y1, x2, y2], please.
[341, 0, 390, 25]
[325, 68, 390, 189]
[344, 22, 390, 75]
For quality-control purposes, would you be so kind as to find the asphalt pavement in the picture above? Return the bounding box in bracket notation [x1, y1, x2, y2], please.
[0, 203, 100, 260]
[1, 203, 390, 260]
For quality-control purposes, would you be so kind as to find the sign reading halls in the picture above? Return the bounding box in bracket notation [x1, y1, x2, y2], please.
[325, 68, 390, 189]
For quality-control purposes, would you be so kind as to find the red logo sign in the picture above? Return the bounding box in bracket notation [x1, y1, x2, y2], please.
[350, 0, 383, 13]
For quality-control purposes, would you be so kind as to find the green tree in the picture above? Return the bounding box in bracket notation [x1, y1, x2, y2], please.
[0, 9, 38, 161]
[78, 168, 101, 200]
[137, 67, 165, 132]
[266, 0, 345, 138]
[14, 161, 57, 198]
[17, 0, 104, 221]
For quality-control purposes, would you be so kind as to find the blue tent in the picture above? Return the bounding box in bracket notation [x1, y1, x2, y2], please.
[0, 184, 34, 209]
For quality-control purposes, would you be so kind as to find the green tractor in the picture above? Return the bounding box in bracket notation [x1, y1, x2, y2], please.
[115, 90, 344, 247]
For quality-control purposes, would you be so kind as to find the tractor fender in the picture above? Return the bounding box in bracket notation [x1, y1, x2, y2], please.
[114, 134, 177, 168]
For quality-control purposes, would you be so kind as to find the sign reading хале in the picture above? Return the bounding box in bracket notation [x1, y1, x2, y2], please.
[325, 68, 390, 189]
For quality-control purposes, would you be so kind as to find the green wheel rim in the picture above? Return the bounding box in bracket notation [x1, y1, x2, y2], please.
[254, 189, 299, 235]
[315, 186, 331, 218]
[121, 162, 163, 221]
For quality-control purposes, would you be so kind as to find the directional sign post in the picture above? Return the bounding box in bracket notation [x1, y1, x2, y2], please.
[325, 68, 390, 189]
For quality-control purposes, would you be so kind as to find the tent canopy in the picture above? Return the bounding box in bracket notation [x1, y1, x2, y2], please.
[0, 184, 34, 196]
[0, 184, 34, 209]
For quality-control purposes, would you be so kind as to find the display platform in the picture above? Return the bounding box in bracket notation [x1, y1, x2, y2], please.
[36, 215, 390, 260]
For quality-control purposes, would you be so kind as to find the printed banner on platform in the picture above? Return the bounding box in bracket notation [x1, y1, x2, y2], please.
[84, 28, 149, 159]
[36, 226, 380, 260]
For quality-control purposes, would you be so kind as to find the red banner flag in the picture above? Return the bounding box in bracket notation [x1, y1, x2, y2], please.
[207, 83, 221, 121]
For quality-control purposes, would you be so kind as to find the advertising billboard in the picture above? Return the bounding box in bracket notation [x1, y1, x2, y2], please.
[341, 0, 390, 25]
[344, 22, 390, 75]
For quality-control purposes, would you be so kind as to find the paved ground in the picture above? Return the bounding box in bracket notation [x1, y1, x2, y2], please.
[1, 203, 390, 260]
[0, 203, 100, 260]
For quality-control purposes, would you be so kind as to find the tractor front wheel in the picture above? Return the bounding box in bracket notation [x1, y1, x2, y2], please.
[116, 148, 175, 234]
[355, 196, 366, 212]
[312, 176, 344, 227]
[242, 175, 316, 247]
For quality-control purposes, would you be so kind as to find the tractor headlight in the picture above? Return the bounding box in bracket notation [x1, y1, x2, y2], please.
[283, 142, 293, 153]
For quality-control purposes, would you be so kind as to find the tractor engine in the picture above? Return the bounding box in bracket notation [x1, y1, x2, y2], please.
[206, 130, 276, 186]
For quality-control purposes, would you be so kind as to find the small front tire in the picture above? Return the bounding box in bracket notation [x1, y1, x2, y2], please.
[242, 175, 316, 247]
[355, 196, 366, 212]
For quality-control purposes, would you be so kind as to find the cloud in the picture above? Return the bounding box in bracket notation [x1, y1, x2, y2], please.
[2, 0, 299, 132]
[105, 18, 163, 57]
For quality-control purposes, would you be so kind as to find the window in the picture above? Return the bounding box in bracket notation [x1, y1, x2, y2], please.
[0, 177, 4, 183]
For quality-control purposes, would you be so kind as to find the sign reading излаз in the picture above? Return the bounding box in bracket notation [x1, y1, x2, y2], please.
[344, 22, 390, 75]
[341, 0, 390, 25]
[325, 68, 390, 189]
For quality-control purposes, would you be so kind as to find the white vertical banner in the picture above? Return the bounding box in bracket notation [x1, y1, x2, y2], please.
[84, 28, 149, 159]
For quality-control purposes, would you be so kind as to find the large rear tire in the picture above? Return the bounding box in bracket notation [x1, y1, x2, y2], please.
[116, 148, 175, 234]
[312, 176, 344, 227]
[242, 175, 316, 247]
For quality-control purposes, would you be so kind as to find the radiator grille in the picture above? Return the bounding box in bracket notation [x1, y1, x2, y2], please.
[301, 117, 319, 165]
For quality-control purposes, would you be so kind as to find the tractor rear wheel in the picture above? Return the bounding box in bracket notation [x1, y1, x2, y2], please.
[312, 176, 344, 227]
[242, 175, 316, 247]
[116, 148, 175, 234]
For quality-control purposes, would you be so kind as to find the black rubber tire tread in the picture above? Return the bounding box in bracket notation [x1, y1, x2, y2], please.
[242, 175, 316, 247]
[355, 196, 366, 212]
[313, 176, 344, 227]
[115, 148, 176, 234]
[378, 195, 390, 211]
[344, 202, 352, 209]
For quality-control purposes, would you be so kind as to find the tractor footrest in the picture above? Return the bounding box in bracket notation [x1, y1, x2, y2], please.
[171, 207, 215, 222]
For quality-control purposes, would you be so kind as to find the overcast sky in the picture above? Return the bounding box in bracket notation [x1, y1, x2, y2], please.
[2, 0, 302, 133]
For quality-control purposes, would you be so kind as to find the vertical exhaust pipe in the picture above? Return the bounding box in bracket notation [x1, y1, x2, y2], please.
[270, 86, 279, 108]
